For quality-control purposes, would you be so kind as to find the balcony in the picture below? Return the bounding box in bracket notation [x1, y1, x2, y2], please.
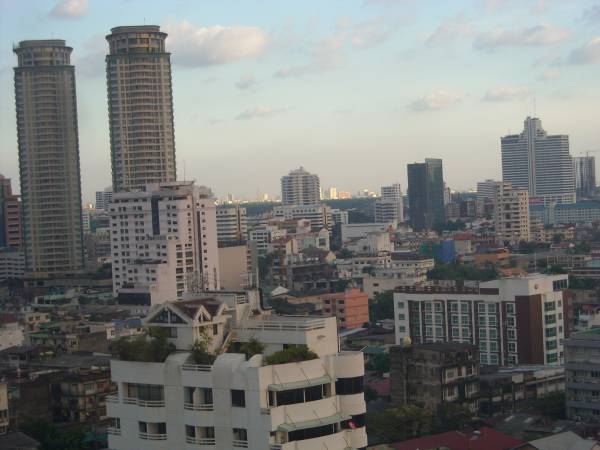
[123, 397, 165, 407]
[185, 436, 215, 445]
[182, 364, 213, 372]
[106, 394, 119, 403]
[106, 427, 121, 436]
[139, 432, 167, 440]
[233, 440, 248, 448]
[184, 402, 214, 411]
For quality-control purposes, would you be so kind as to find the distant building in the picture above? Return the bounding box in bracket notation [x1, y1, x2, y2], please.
[329, 187, 338, 200]
[106, 26, 176, 192]
[272, 204, 333, 231]
[565, 328, 600, 422]
[393, 275, 569, 365]
[375, 183, 404, 224]
[280, 167, 320, 206]
[407, 158, 445, 231]
[13, 40, 84, 276]
[95, 187, 113, 210]
[530, 201, 600, 226]
[477, 179, 500, 202]
[0, 176, 22, 249]
[574, 156, 596, 199]
[494, 181, 530, 246]
[390, 343, 480, 413]
[0, 248, 25, 282]
[59, 368, 113, 423]
[216, 205, 247, 245]
[0, 314, 24, 351]
[501, 116, 575, 204]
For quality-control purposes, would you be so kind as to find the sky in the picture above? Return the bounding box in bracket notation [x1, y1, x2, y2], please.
[0, 0, 599, 203]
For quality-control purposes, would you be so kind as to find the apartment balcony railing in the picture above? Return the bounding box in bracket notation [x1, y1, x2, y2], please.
[123, 397, 165, 407]
[233, 439, 249, 448]
[106, 394, 119, 403]
[139, 432, 167, 440]
[182, 364, 212, 372]
[269, 446, 283, 450]
[185, 436, 216, 445]
[237, 317, 328, 332]
[106, 427, 121, 436]
[260, 407, 271, 415]
[184, 402, 214, 411]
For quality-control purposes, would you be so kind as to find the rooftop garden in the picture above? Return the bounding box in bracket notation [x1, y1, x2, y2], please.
[265, 345, 318, 365]
[227, 338, 266, 360]
[110, 327, 175, 363]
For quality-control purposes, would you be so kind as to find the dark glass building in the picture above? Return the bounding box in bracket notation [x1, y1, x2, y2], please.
[407, 158, 445, 231]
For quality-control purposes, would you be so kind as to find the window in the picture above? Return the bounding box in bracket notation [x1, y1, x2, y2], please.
[508, 342, 517, 353]
[397, 302, 405, 309]
[166, 327, 177, 338]
[489, 329, 498, 339]
[506, 303, 515, 315]
[461, 303, 469, 314]
[213, 324, 219, 335]
[398, 313, 405, 320]
[507, 329, 516, 340]
[231, 389, 246, 407]
[233, 428, 248, 444]
[507, 316, 516, 327]
[336, 376, 364, 395]
[479, 329, 487, 339]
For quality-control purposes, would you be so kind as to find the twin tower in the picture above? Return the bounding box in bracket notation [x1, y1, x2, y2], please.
[13, 26, 175, 276]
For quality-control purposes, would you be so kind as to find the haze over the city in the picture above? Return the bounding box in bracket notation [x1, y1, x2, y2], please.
[0, 0, 599, 202]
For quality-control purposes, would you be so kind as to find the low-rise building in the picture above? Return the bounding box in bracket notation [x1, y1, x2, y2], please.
[389, 342, 480, 413]
[565, 328, 600, 422]
[0, 315, 24, 351]
[58, 368, 114, 423]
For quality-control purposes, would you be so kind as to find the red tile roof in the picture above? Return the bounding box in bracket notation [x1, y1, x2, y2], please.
[390, 427, 525, 450]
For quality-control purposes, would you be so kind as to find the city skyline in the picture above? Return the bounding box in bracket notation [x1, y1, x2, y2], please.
[0, 0, 599, 203]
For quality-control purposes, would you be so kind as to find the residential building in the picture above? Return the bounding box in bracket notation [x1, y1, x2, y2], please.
[329, 187, 338, 200]
[389, 343, 480, 412]
[216, 205, 247, 245]
[280, 167, 320, 206]
[574, 156, 596, 199]
[375, 183, 404, 224]
[106, 292, 367, 450]
[393, 274, 569, 365]
[0, 175, 22, 249]
[477, 179, 500, 202]
[58, 368, 114, 423]
[268, 251, 338, 291]
[13, 40, 84, 276]
[531, 201, 600, 225]
[109, 182, 219, 306]
[0, 248, 25, 282]
[95, 187, 113, 210]
[494, 182, 530, 246]
[0, 315, 24, 351]
[565, 328, 600, 422]
[407, 158, 445, 231]
[501, 116, 575, 204]
[341, 223, 393, 243]
[106, 26, 176, 192]
[218, 243, 257, 290]
[272, 204, 333, 231]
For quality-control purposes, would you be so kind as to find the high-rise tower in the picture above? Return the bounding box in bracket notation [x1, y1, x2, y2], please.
[501, 117, 575, 204]
[13, 40, 84, 276]
[574, 156, 596, 199]
[106, 26, 176, 192]
[280, 167, 320, 206]
[407, 158, 445, 231]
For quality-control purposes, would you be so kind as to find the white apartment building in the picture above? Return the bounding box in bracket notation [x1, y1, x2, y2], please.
[375, 184, 404, 224]
[393, 274, 568, 366]
[280, 167, 321, 206]
[494, 181, 530, 246]
[106, 290, 367, 450]
[109, 182, 220, 306]
[345, 232, 393, 254]
[216, 205, 247, 245]
[565, 329, 600, 422]
[272, 204, 333, 231]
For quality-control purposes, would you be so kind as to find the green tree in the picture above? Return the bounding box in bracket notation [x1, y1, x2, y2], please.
[530, 392, 566, 420]
[364, 385, 378, 403]
[239, 338, 266, 360]
[20, 420, 86, 450]
[427, 262, 498, 282]
[366, 406, 434, 443]
[190, 328, 216, 364]
[434, 403, 473, 432]
[365, 354, 390, 373]
[369, 291, 394, 322]
[265, 346, 318, 365]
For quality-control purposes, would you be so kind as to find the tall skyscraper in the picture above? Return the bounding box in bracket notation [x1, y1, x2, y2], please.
[106, 26, 176, 192]
[0, 175, 22, 249]
[13, 40, 84, 276]
[501, 117, 575, 204]
[280, 167, 320, 206]
[375, 183, 404, 223]
[574, 156, 596, 199]
[407, 158, 445, 231]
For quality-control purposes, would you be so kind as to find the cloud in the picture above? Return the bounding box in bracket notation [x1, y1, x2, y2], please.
[49, 0, 88, 19]
[474, 24, 569, 50]
[538, 69, 560, 80]
[235, 107, 290, 120]
[426, 15, 473, 46]
[483, 85, 532, 102]
[568, 37, 600, 64]
[164, 21, 269, 67]
[583, 3, 600, 24]
[235, 75, 257, 90]
[346, 17, 396, 49]
[275, 32, 345, 78]
[72, 34, 105, 77]
[408, 90, 462, 111]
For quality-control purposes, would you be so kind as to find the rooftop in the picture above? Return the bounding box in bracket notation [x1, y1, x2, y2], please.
[390, 427, 524, 450]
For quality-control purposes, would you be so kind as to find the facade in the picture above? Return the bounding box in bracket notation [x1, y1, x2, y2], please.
[59, 368, 114, 423]
[109, 182, 219, 305]
[530, 201, 600, 225]
[501, 116, 575, 204]
[574, 156, 596, 199]
[375, 184, 404, 224]
[407, 158, 445, 231]
[216, 205, 247, 245]
[477, 179, 500, 202]
[106, 26, 176, 192]
[393, 275, 569, 366]
[565, 328, 600, 422]
[13, 40, 84, 276]
[0, 248, 25, 282]
[389, 343, 480, 413]
[272, 204, 333, 231]
[494, 182, 530, 246]
[218, 244, 256, 290]
[0, 175, 22, 249]
[106, 292, 367, 450]
[95, 187, 113, 210]
[280, 167, 321, 206]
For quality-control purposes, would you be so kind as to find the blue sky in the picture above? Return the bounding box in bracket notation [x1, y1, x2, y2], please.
[0, 0, 599, 202]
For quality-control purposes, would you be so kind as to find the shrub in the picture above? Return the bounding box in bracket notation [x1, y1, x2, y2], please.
[110, 327, 175, 363]
[265, 346, 318, 365]
[190, 328, 216, 365]
[239, 338, 266, 360]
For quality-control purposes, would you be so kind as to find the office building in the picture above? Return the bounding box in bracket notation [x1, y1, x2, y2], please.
[95, 187, 113, 210]
[501, 116, 575, 204]
[477, 179, 500, 202]
[375, 183, 404, 224]
[565, 328, 600, 422]
[494, 182, 530, 246]
[574, 156, 596, 199]
[216, 205, 247, 245]
[0, 175, 22, 249]
[407, 158, 445, 231]
[106, 292, 367, 450]
[390, 343, 479, 413]
[106, 26, 176, 192]
[272, 204, 333, 231]
[393, 274, 568, 366]
[281, 167, 320, 206]
[109, 182, 219, 306]
[13, 40, 84, 276]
